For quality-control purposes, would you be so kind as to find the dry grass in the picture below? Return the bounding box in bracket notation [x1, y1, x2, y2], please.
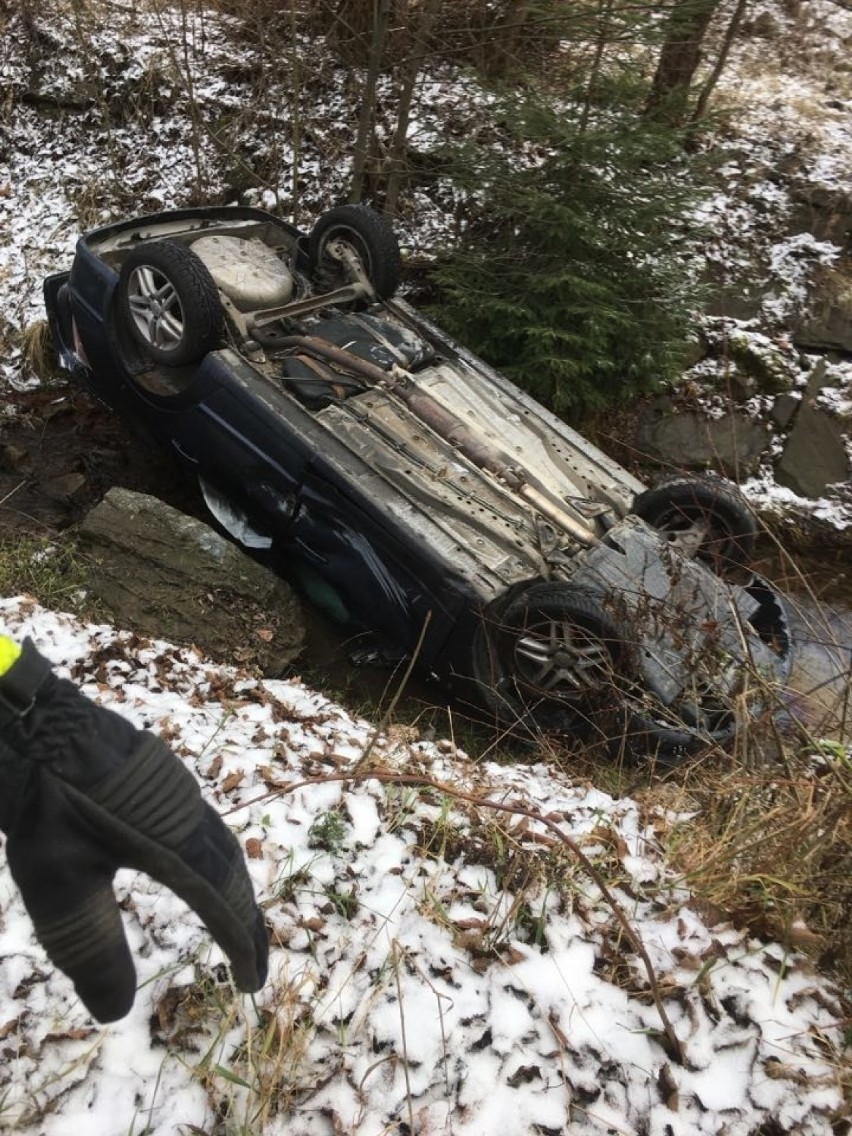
[19, 319, 62, 383]
[146, 962, 320, 1133]
[549, 615, 852, 992]
[639, 747, 852, 986]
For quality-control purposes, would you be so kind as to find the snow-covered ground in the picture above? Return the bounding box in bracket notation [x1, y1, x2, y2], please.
[0, 596, 847, 1135]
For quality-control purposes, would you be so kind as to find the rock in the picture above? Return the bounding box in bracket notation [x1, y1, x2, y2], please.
[804, 358, 830, 396]
[0, 443, 28, 472]
[788, 185, 852, 247]
[771, 392, 801, 429]
[43, 472, 87, 503]
[76, 488, 305, 674]
[636, 397, 770, 476]
[792, 294, 852, 354]
[24, 79, 100, 111]
[696, 317, 803, 395]
[725, 326, 802, 394]
[744, 10, 780, 37]
[775, 400, 850, 498]
[702, 272, 766, 323]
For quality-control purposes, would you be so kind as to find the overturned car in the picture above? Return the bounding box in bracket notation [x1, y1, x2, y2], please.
[44, 204, 790, 754]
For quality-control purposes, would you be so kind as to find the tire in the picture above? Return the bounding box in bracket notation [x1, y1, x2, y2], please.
[632, 476, 757, 575]
[625, 682, 738, 762]
[308, 204, 401, 300]
[472, 584, 632, 739]
[118, 240, 223, 366]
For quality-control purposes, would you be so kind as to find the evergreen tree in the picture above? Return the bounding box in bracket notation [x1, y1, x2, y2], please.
[429, 102, 705, 414]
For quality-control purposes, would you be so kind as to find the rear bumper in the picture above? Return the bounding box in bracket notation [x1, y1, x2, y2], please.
[43, 272, 80, 370]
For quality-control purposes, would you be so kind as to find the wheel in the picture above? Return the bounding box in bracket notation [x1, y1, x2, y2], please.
[472, 584, 632, 738]
[308, 204, 401, 300]
[118, 240, 223, 366]
[632, 476, 757, 575]
[625, 676, 738, 760]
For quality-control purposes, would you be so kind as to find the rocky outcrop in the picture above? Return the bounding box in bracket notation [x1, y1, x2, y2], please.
[791, 268, 852, 354]
[788, 183, 852, 250]
[775, 402, 849, 497]
[636, 360, 850, 505]
[76, 488, 305, 675]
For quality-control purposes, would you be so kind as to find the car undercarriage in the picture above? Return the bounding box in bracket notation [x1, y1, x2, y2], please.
[44, 204, 791, 755]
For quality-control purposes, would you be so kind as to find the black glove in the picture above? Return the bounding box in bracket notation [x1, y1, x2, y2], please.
[0, 638, 268, 1022]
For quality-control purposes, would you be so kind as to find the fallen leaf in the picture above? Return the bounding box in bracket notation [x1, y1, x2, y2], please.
[221, 770, 244, 793]
[657, 1062, 679, 1111]
[245, 837, 263, 859]
[499, 945, 526, 966]
[44, 1027, 98, 1043]
[258, 764, 286, 788]
[454, 917, 487, 932]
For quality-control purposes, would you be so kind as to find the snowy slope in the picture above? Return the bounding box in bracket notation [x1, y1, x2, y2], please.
[1, 11, 850, 1128]
[0, 597, 846, 1135]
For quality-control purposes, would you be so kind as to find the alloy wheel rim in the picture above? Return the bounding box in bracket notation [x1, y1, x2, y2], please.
[514, 618, 614, 699]
[127, 266, 185, 350]
[656, 509, 727, 561]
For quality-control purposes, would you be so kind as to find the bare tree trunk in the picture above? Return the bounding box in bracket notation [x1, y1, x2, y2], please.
[383, 0, 442, 217]
[288, 0, 303, 223]
[349, 0, 392, 203]
[691, 0, 749, 122]
[579, 0, 615, 135]
[486, 0, 535, 78]
[497, 0, 535, 72]
[645, 0, 721, 125]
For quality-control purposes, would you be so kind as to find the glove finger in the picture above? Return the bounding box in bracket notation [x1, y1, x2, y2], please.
[77, 734, 269, 992]
[167, 804, 270, 992]
[6, 770, 137, 1022]
[23, 882, 137, 1023]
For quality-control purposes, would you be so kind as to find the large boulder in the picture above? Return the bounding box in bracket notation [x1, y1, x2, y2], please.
[791, 261, 852, 354]
[636, 396, 770, 476]
[774, 363, 851, 498]
[788, 183, 852, 249]
[76, 488, 305, 674]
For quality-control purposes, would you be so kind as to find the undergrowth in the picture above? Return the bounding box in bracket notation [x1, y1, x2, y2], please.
[533, 699, 852, 989]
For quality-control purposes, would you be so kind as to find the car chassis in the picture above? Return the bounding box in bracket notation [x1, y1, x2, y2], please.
[44, 203, 790, 754]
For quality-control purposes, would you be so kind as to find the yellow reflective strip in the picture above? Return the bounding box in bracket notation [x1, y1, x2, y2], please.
[0, 636, 22, 676]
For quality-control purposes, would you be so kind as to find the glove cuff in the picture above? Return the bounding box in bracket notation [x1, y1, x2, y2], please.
[0, 638, 54, 728]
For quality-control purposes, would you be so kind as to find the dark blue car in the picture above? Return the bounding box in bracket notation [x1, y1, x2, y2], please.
[44, 204, 790, 754]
